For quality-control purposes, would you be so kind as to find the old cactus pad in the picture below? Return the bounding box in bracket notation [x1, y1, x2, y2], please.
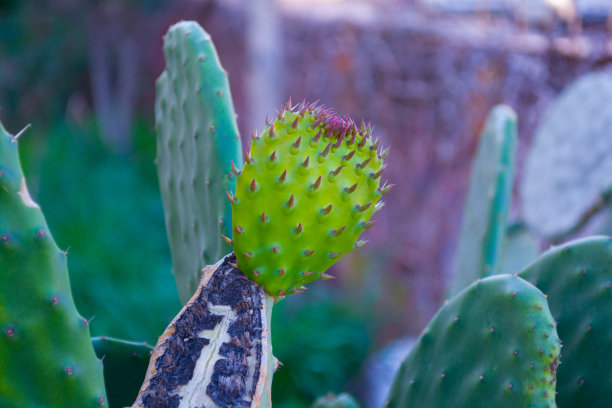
[230, 101, 388, 296]
[519, 236, 612, 408]
[387, 274, 560, 408]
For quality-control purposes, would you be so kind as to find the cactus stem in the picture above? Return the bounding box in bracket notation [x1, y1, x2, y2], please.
[345, 183, 358, 194]
[221, 234, 233, 246]
[312, 176, 322, 191]
[322, 204, 333, 216]
[250, 179, 258, 192]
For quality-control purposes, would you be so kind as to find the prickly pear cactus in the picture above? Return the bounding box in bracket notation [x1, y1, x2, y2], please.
[448, 105, 517, 297]
[230, 101, 389, 296]
[93, 337, 152, 408]
[156, 21, 242, 303]
[313, 393, 360, 408]
[0, 122, 108, 407]
[519, 236, 612, 408]
[521, 72, 612, 238]
[497, 222, 540, 276]
[387, 274, 560, 408]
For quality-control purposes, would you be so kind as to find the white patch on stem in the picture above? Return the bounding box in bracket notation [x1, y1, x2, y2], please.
[18, 178, 39, 209]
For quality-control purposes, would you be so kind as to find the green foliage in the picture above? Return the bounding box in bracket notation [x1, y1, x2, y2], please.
[272, 290, 372, 407]
[155, 21, 242, 303]
[232, 102, 387, 296]
[449, 105, 517, 297]
[520, 236, 612, 408]
[24, 120, 181, 344]
[522, 72, 612, 238]
[0, 121, 108, 407]
[92, 336, 152, 408]
[388, 275, 559, 408]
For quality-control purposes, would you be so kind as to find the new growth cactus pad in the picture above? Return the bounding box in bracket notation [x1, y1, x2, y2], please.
[229, 100, 389, 296]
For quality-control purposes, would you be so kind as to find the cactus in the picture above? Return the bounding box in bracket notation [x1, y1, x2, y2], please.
[230, 101, 388, 296]
[92, 337, 152, 408]
[155, 21, 243, 303]
[132, 255, 274, 408]
[312, 393, 360, 408]
[448, 105, 517, 297]
[519, 236, 612, 408]
[387, 274, 560, 408]
[0, 121, 108, 407]
[521, 72, 612, 239]
[497, 222, 540, 276]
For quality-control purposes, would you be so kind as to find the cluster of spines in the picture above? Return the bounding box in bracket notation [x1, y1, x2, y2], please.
[228, 99, 390, 296]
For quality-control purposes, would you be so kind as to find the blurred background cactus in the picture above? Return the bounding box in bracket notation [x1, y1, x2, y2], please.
[3, 0, 612, 407]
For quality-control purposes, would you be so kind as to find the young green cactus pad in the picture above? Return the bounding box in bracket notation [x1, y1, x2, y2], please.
[230, 101, 388, 296]
[448, 105, 517, 297]
[497, 222, 540, 276]
[519, 236, 612, 408]
[93, 337, 152, 408]
[521, 72, 612, 238]
[387, 275, 560, 408]
[156, 21, 242, 303]
[132, 255, 274, 408]
[0, 122, 108, 407]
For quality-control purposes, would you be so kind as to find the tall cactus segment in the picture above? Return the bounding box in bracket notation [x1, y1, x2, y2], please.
[156, 21, 242, 303]
[231, 101, 388, 296]
[448, 105, 517, 297]
[519, 236, 612, 408]
[387, 275, 560, 408]
[0, 122, 108, 407]
[521, 73, 612, 239]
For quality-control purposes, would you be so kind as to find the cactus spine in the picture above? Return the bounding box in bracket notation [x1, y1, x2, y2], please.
[0, 121, 108, 407]
[156, 21, 243, 303]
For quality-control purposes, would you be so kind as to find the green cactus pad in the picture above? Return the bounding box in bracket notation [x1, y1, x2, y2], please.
[521, 73, 612, 238]
[449, 105, 517, 297]
[519, 236, 612, 408]
[156, 21, 242, 303]
[498, 222, 540, 276]
[313, 393, 361, 408]
[0, 122, 108, 407]
[387, 275, 560, 408]
[231, 101, 388, 296]
[92, 337, 152, 408]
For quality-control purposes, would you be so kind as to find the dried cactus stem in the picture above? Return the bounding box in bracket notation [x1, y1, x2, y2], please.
[132, 254, 274, 408]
